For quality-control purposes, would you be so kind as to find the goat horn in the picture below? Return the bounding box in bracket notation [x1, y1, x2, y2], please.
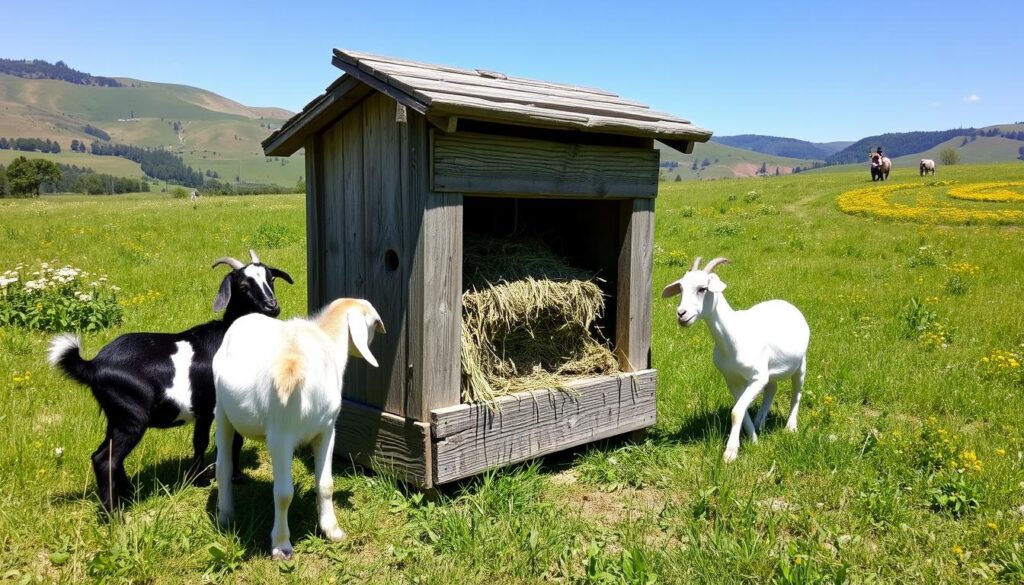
[690, 256, 703, 272]
[703, 257, 731, 273]
[211, 256, 244, 270]
[249, 249, 260, 264]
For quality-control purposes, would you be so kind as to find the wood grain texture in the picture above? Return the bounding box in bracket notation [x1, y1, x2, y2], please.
[335, 399, 433, 488]
[340, 102, 368, 405]
[363, 93, 408, 416]
[430, 370, 657, 484]
[416, 194, 463, 417]
[405, 114, 463, 422]
[354, 61, 645, 108]
[337, 48, 620, 98]
[264, 75, 372, 156]
[304, 134, 324, 312]
[614, 198, 654, 372]
[331, 49, 712, 143]
[331, 56, 429, 115]
[320, 119, 347, 305]
[431, 131, 658, 198]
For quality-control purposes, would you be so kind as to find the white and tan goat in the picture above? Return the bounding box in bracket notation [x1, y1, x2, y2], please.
[213, 298, 385, 560]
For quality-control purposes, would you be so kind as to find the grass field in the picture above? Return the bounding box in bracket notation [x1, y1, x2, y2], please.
[1, 163, 1023, 583]
[0, 150, 146, 177]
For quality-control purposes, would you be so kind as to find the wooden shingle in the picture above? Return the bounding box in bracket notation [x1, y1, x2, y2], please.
[264, 49, 711, 156]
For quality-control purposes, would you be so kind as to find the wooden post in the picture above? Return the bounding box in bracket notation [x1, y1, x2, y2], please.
[615, 198, 654, 371]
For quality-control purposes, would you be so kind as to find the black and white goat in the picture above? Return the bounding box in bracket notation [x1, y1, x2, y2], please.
[47, 250, 293, 511]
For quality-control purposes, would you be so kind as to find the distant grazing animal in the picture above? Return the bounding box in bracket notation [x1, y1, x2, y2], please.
[920, 159, 936, 176]
[47, 250, 293, 512]
[214, 298, 385, 560]
[869, 152, 891, 181]
[662, 257, 810, 463]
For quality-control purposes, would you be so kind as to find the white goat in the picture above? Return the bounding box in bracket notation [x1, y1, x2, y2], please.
[662, 257, 809, 463]
[212, 298, 385, 560]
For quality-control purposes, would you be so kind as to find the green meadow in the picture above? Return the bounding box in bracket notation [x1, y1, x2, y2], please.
[1, 163, 1023, 583]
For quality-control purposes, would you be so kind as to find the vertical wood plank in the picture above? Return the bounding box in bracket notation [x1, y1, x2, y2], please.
[320, 120, 346, 305]
[406, 124, 463, 421]
[361, 93, 408, 415]
[404, 113, 425, 420]
[615, 198, 654, 371]
[304, 134, 324, 313]
[342, 102, 367, 405]
[419, 194, 463, 416]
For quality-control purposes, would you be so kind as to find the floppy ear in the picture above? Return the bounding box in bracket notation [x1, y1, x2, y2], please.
[346, 309, 379, 368]
[212, 274, 232, 312]
[707, 274, 727, 293]
[661, 280, 682, 298]
[269, 267, 294, 285]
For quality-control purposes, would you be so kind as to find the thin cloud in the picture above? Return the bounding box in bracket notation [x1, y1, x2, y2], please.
[930, 101, 942, 108]
[963, 94, 981, 102]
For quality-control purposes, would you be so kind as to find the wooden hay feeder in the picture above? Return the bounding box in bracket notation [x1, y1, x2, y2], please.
[263, 49, 711, 488]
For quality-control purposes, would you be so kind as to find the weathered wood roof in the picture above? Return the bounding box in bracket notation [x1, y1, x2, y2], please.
[263, 49, 712, 156]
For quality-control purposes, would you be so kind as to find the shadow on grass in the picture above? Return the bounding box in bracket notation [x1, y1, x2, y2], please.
[50, 446, 263, 516]
[205, 458, 357, 559]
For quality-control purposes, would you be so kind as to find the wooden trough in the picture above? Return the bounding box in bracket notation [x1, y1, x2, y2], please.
[263, 49, 711, 488]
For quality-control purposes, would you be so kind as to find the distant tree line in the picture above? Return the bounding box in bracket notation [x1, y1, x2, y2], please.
[828, 129, 978, 164]
[0, 156, 149, 197]
[57, 163, 149, 194]
[201, 179, 294, 195]
[89, 141, 204, 188]
[83, 124, 110, 141]
[0, 58, 121, 87]
[0, 137, 61, 153]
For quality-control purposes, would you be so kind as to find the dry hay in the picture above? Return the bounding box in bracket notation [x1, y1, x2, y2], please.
[461, 236, 619, 403]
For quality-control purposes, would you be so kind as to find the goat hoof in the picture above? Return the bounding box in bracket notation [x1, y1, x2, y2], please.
[786, 424, 798, 433]
[191, 474, 212, 488]
[722, 449, 739, 463]
[271, 545, 293, 561]
[217, 510, 234, 527]
[323, 525, 347, 542]
[231, 473, 247, 485]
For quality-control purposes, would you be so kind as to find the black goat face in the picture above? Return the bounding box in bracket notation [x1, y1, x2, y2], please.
[213, 262, 294, 317]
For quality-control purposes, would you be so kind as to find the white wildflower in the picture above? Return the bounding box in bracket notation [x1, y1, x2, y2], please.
[110, 285, 121, 292]
[0, 276, 17, 288]
[90, 282, 99, 288]
[78, 293, 93, 302]
[54, 447, 64, 459]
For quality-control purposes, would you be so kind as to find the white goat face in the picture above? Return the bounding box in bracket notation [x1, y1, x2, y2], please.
[661, 257, 730, 327]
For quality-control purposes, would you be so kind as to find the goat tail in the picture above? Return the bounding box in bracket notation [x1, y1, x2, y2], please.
[273, 339, 305, 405]
[47, 333, 95, 386]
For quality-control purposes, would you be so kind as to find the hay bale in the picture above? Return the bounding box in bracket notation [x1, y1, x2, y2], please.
[461, 237, 619, 403]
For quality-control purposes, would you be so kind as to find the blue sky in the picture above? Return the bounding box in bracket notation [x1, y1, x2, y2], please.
[2, 0, 1020, 142]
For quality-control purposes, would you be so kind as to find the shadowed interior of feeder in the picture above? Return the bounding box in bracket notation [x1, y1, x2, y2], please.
[460, 196, 623, 403]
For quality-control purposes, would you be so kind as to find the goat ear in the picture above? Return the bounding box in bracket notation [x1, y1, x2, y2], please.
[269, 267, 294, 284]
[212, 274, 232, 312]
[346, 309, 379, 368]
[661, 281, 682, 298]
[707, 274, 727, 293]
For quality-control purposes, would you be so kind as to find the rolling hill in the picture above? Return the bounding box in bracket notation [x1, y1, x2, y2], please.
[0, 65, 300, 186]
[657, 141, 818, 180]
[711, 134, 849, 160]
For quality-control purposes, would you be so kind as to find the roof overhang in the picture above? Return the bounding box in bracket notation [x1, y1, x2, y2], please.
[264, 49, 712, 157]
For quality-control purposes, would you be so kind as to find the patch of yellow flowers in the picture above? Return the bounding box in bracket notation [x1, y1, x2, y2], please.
[980, 347, 1023, 385]
[836, 182, 1024, 226]
[947, 181, 1024, 203]
[120, 289, 163, 307]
